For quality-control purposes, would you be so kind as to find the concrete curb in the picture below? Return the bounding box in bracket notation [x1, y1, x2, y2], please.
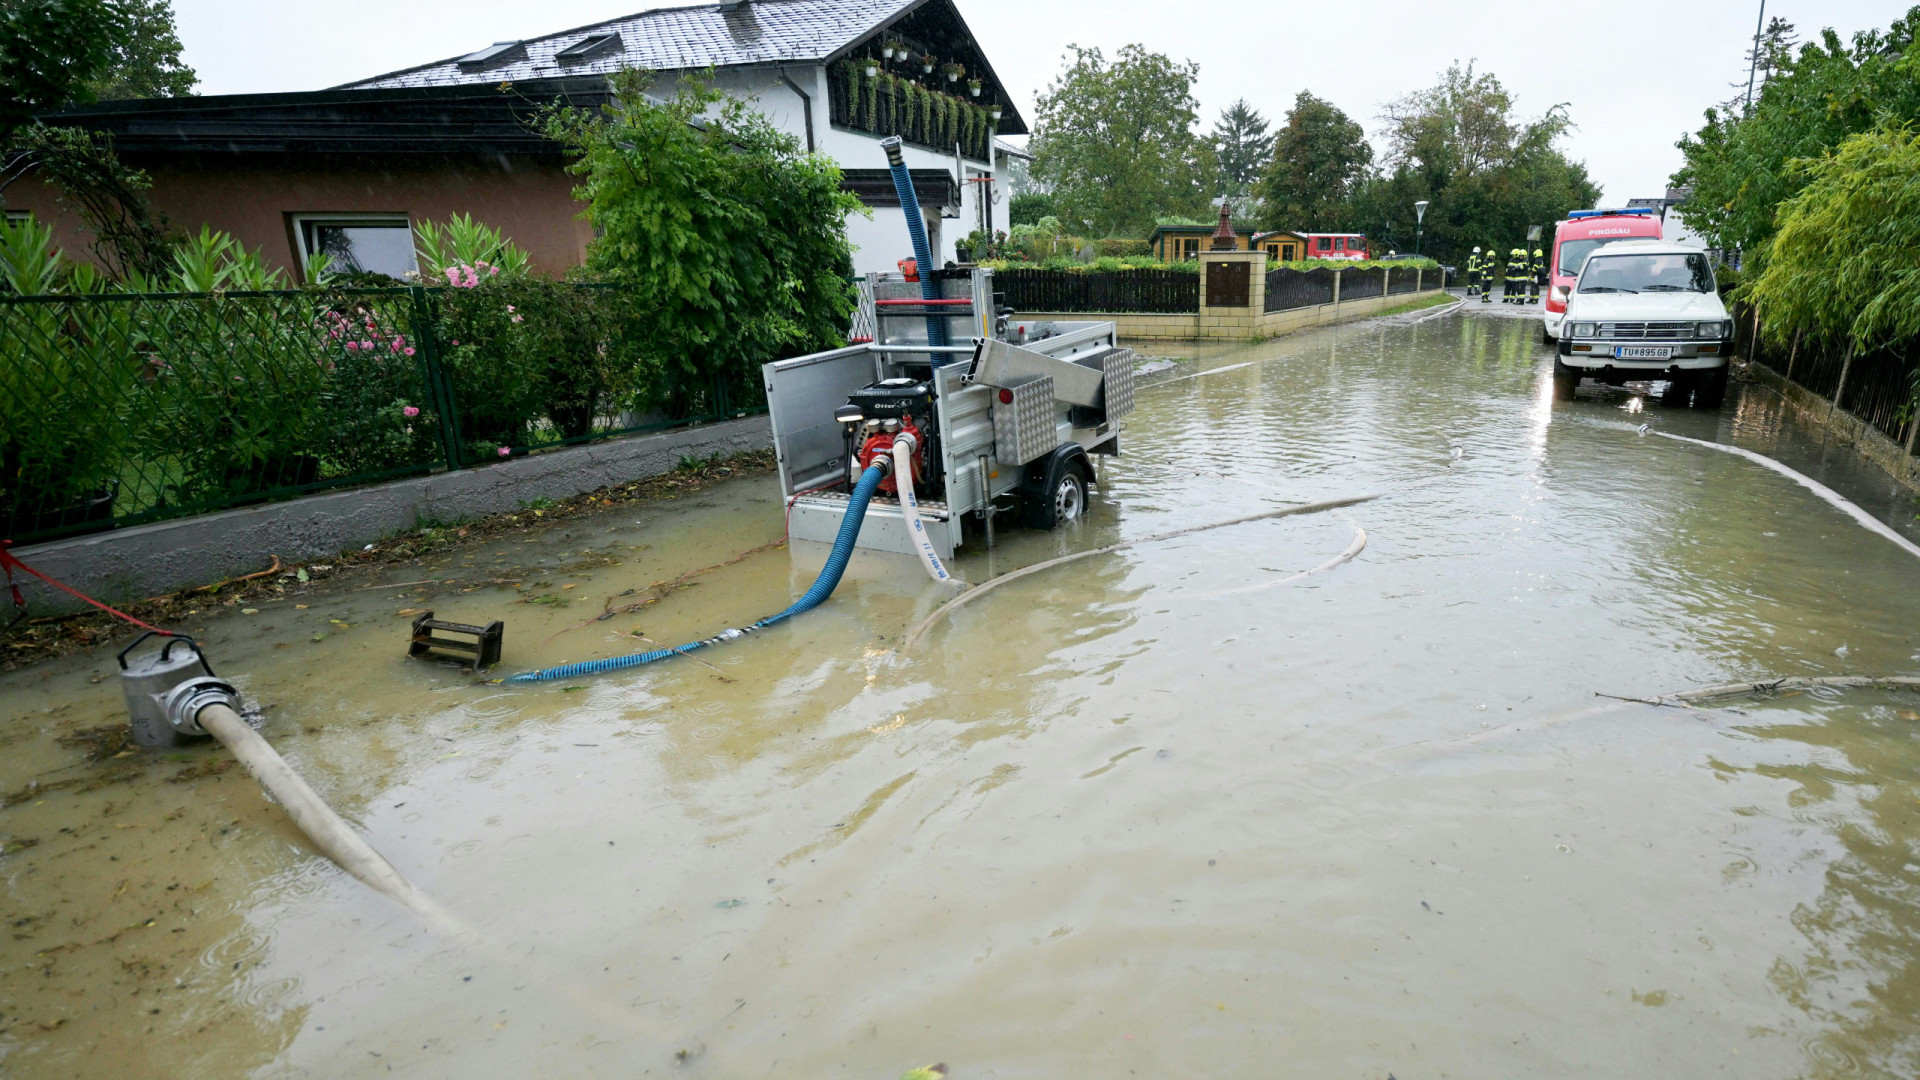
[1743, 362, 1920, 496]
[10, 415, 773, 612]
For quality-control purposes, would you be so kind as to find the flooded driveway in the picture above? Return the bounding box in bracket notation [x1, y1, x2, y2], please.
[7, 304, 1920, 1077]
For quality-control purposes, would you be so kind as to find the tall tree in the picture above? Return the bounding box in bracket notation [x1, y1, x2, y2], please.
[1029, 44, 1209, 236]
[1676, 7, 1920, 263]
[1210, 99, 1272, 199]
[1258, 91, 1371, 231]
[87, 0, 196, 100]
[1364, 63, 1597, 259]
[0, 0, 127, 142]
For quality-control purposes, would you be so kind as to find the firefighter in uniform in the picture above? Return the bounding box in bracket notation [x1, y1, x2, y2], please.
[1528, 248, 1545, 303]
[1466, 247, 1482, 296]
[1482, 242, 1498, 302]
[1504, 247, 1528, 304]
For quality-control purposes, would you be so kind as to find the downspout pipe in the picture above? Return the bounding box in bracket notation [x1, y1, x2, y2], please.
[776, 72, 814, 153]
[880, 136, 949, 348]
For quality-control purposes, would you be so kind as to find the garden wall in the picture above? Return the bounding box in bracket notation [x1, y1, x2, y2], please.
[8, 415, 773, 614]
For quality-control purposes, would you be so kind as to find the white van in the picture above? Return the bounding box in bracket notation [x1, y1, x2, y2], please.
[1551, 240, 1735, 408]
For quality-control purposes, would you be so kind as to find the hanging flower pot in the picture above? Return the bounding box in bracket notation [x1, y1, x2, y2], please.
[881, 44, 895, 59]
[920, 54, 935, 73]
[968, 79, 982, 97]
[989, 106, 1003, 122]
[942, 62, 965, 83]
[865, 61, 880, 78]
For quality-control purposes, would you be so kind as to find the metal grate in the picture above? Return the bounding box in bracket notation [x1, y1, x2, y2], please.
[993, 375, 1058, 466]
[1100, 349, 1135, 422]
[1596, 322, 1694, 339]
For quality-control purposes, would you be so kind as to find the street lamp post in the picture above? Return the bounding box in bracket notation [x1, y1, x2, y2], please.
[1413, 200, 1430, 256]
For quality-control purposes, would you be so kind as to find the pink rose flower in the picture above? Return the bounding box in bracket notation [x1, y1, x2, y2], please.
[402, 406, 420, 417]
[404, 347, 415, 356]
[497, 446, 511, 457]
[345, 341, 359, 350]
[443, 267, 461, 286]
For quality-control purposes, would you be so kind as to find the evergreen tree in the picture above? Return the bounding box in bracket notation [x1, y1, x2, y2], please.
[1210, 99, 1272, 199]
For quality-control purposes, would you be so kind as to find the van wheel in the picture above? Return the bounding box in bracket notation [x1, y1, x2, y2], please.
[1692, 367, 1729, 409]
[1551, 360, 1580, 401]
[1541, 325, 1556, 344]
[1660, 376, 1693, 406]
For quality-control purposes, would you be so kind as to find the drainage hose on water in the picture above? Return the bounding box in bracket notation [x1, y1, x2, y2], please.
[507, 462, 891, 684]
[192, 702, 473, 940]
[880, 136, 948, 349]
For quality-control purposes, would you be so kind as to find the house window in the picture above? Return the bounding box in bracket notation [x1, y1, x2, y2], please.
[293, 214, 416, 279]
[1182, 237, 1199, 260]
[3, 211, 29, 226]
[555, 33, 622, 64]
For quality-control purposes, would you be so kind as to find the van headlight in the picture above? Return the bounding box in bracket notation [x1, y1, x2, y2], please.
[1570, 322, 1597, 338]
[1698, 320, 1730, 339]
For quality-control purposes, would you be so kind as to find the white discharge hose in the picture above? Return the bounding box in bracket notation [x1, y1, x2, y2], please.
[1655, 431, 1920, 562]
[195, 702, 473, 941]
[894, 435, 957, 585]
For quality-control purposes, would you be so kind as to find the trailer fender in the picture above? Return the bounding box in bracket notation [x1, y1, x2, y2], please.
[1022, 443, 1093, 530]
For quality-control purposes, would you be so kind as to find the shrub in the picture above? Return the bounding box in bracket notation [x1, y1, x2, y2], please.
[545, 72, 862, 417]
[1748, 123, 1920, 351]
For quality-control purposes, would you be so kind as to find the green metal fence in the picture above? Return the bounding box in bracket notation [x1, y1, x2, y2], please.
[0, 284, 765, 546]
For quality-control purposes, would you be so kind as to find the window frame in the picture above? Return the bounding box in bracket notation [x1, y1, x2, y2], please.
[290, 213, 417, 282]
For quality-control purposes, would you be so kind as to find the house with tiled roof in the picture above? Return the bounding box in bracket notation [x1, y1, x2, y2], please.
[12, 0, 1027, 277]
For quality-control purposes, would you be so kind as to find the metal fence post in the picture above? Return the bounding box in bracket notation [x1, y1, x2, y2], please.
[408, 286, 463, 471]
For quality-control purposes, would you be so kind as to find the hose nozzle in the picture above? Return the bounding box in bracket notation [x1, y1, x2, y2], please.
[880, 135, 905, 168]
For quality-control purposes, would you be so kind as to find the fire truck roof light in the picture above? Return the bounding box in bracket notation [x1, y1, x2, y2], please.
[1567, 208, 1659, 219]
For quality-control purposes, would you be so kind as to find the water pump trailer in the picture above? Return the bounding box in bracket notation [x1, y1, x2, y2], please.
[764, 266, 1134, 560]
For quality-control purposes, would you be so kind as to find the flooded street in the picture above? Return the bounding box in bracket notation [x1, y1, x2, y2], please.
[8, 304, 1920, 1077]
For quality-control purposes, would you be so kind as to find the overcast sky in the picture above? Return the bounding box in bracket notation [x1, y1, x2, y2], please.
[176, 0, 1911, 203]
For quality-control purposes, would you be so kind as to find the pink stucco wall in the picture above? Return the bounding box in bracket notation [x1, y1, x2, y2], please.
[5, 153, 594, 279]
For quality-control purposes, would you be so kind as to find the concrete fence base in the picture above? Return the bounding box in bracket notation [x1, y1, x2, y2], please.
[1023, 286, 1445, 343]
[10, 415, 773, 614]
[1745, 361, 1920, 495]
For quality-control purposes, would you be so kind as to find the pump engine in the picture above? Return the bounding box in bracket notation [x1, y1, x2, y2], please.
[837, 377, 938, 498]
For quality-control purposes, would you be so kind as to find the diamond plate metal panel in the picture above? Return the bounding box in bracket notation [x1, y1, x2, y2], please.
[993, 375, 1058, 466]
[1101, 348, 1135, 422]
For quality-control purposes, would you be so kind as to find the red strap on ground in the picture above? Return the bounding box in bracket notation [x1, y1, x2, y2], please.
[0, 541, 173, 635]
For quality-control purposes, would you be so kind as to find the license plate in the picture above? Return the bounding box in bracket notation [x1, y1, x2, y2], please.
[1613, 345, 1673, 360]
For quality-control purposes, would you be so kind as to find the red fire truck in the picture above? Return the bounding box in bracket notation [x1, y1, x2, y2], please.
[1300, 233, 1370, 261]
[1542, 208, 1665, 340]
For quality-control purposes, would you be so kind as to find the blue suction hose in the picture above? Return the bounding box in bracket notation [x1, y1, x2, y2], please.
[880, 136, 948, 348]
[505, 463, 889, 684]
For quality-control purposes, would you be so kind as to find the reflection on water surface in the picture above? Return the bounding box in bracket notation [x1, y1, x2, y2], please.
[5, 311, 1920, 1077]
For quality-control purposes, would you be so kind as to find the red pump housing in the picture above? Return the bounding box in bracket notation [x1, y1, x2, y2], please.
[857, 417, 926, 497]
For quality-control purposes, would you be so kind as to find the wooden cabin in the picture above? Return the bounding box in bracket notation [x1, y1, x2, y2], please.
[1251, 230, 1310, 263]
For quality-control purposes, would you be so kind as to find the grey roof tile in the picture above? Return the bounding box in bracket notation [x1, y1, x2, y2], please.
[335, 0, 918, 89]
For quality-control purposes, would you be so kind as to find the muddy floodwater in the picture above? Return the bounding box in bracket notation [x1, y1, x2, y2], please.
[9, 304, 1920, 1078]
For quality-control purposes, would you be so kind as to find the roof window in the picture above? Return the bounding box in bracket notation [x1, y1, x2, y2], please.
[457, 41, 526, 70]
[556, 33, 623, 64]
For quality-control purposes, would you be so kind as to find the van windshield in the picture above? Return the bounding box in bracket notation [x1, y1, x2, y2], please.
[1576, 253, 1715, 294]
[1556, 237, 1641, 277]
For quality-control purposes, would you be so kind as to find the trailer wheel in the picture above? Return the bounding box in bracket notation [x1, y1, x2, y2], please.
[1023, 450, 1090, 530]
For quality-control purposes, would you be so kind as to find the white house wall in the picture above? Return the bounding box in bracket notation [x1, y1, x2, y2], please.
[684, 64, 1005, 276]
